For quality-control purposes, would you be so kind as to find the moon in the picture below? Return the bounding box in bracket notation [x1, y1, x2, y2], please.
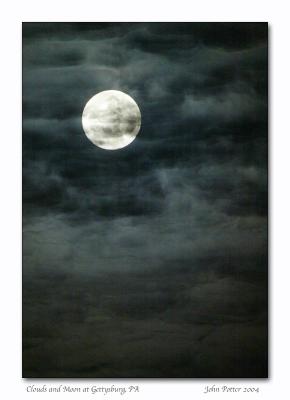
[82, 90, 141, 150]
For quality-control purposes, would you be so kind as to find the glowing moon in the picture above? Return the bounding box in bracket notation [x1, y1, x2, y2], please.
[82, 90, 141, 150]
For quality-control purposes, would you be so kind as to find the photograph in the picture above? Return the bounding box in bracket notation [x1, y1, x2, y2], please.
[22, 22, 268, 378]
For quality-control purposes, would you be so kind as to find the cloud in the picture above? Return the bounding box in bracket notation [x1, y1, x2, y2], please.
[22, 22, 268, 378]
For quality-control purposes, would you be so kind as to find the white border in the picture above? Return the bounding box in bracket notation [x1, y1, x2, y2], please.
[1, 1, 289, 399]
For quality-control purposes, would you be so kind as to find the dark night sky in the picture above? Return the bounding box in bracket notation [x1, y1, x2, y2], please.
[22, 22, 268, 378]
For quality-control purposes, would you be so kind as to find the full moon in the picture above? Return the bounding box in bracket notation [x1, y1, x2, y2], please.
[82, 90, 141, 150]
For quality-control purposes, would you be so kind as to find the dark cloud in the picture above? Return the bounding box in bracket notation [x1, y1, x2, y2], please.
[127, 23, 267, 53]
[22, 22, 268, 378]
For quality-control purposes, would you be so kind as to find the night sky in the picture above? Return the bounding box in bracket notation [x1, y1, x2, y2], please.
[22, 22, 268, 378]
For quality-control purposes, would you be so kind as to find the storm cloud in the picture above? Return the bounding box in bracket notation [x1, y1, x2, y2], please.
[22, 23, 268, 378]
